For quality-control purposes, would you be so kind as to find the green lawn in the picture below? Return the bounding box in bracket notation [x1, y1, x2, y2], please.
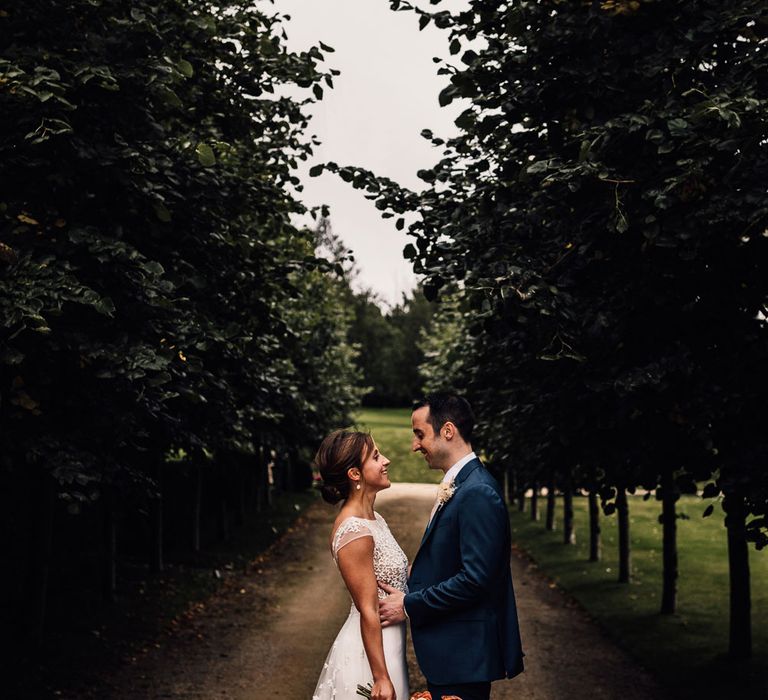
[510, 495, 768, 699]
[353, 407, 442, 484]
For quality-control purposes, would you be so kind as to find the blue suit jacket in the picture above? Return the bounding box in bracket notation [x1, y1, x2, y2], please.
[404, 458, 524, 685]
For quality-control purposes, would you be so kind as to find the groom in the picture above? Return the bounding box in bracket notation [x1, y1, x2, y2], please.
[378, 393, 524, 700]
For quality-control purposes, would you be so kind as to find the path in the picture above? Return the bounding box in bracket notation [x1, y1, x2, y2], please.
[91, 484, 665, 700]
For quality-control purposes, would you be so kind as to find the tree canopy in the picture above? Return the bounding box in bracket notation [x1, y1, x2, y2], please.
[323, 0, 768, 657]
[0, 0, 363, 661]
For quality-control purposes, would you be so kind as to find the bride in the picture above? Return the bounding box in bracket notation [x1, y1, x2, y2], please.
[312, 430, 410, 700]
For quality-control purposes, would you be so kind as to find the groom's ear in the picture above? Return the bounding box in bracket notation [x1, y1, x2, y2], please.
[442, 421, 457, 440]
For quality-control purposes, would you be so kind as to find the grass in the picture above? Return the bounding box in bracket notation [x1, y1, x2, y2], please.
[510, 494, 768, 699]
[354, 407, 443, 484]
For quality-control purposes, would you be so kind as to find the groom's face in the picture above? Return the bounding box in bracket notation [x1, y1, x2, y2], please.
[411, 406, 449, 471]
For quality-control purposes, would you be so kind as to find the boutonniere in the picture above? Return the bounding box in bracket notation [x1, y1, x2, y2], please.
[437, 478, 457, 508]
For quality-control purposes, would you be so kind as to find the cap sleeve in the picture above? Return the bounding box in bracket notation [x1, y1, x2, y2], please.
[332, 517, 374, 560]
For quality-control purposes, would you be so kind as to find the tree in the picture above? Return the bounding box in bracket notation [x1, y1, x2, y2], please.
[0, 0, 358, 657]
[347, 285, 435, 406]
[327, 0, 768, 657]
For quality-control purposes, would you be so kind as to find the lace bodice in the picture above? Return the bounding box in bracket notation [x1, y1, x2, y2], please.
[331, 513, 409, 599]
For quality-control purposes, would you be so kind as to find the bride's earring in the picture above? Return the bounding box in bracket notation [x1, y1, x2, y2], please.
[356, 483, 361, 490]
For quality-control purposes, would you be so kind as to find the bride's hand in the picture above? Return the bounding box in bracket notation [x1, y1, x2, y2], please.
[371, 677, 396, 700]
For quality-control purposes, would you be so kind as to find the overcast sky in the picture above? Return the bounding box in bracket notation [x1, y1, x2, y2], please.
[276, 0, 468, 308]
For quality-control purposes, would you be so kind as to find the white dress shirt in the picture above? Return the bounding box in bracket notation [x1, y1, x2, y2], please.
[427, 451, 477, 525]
[441, 450, 477, 484]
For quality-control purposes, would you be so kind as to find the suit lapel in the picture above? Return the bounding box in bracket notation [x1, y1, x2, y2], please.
[419, 458, 482, 547]
[454, 457, 481, 486]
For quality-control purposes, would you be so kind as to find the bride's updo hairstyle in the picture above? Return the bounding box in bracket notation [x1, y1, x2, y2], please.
[314, 429, 374, 505]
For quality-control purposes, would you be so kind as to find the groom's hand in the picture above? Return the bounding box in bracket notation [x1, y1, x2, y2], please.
[378, 581, 406, 627]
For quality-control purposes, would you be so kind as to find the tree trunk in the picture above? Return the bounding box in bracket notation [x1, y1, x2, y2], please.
[278, 448, 288, 493]
[235, 458, 246, 527]
[563, 483, 575, 545]
[503, 469, 511, 506]
[102, 489, 117, 602]
[217, 463, 230, 542]
[27, 474, 56, 648]
[284, 449, 295, 493]
[192, 458, 202, 553]
[149, 459, 163, 573]
[588, 490, 601, 562]
[517, 484, 526, 512]
[660, 472, 678, 615]
[617, 486, 631, 583]
[725, 491, 751, 659]
[545, 473, 556, 531]
[256, 440, 267, 513]
[266, 447, 274, 508]
[530, 481, 540, 521]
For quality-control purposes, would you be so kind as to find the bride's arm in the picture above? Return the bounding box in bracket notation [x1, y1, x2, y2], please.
[337, 536, 396, 700]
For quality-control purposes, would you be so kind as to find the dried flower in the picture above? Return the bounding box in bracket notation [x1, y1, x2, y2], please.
[436, 479, 457, 507]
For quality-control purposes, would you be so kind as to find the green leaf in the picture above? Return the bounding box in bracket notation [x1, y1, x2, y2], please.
[455, 109, 475, 130]
[526, 160, 550, 175]
[94, 296, 115, 317]
[438, 85, 456, 107]
[177, 59, 194, 78]
[196, 143, 216, 167]
[154, 203, 172, 222]
[309, 164, 324, 177]
[667, 117, 689, 136]
[645, 128, 665, 144]
[1, 347, 25, 365]
[157, 86, 182, 108]
[143, 261, 165, 276]
[147, 371, 172, 387]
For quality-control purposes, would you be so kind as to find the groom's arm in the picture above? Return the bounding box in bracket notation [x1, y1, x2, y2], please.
[403, 483, 507, 627]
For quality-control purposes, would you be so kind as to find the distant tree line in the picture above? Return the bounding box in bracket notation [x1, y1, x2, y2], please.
[348, 284, 434, 407]
[318, 0, 768, 662]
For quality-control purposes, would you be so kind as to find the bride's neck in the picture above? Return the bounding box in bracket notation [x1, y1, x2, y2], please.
[344, 490, 376, 518]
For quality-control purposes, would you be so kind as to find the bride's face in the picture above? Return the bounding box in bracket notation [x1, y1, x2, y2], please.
[359, 440, 391, 492]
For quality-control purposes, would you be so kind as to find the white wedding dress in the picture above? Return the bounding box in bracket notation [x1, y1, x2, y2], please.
[312, 512, 410, 700]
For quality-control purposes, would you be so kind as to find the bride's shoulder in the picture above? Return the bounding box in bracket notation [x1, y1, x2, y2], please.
[330, 514, 372, 541]
[330, 515, 376, 557]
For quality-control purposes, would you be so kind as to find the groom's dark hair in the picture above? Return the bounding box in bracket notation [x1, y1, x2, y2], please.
[413, 393, 474, 443]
